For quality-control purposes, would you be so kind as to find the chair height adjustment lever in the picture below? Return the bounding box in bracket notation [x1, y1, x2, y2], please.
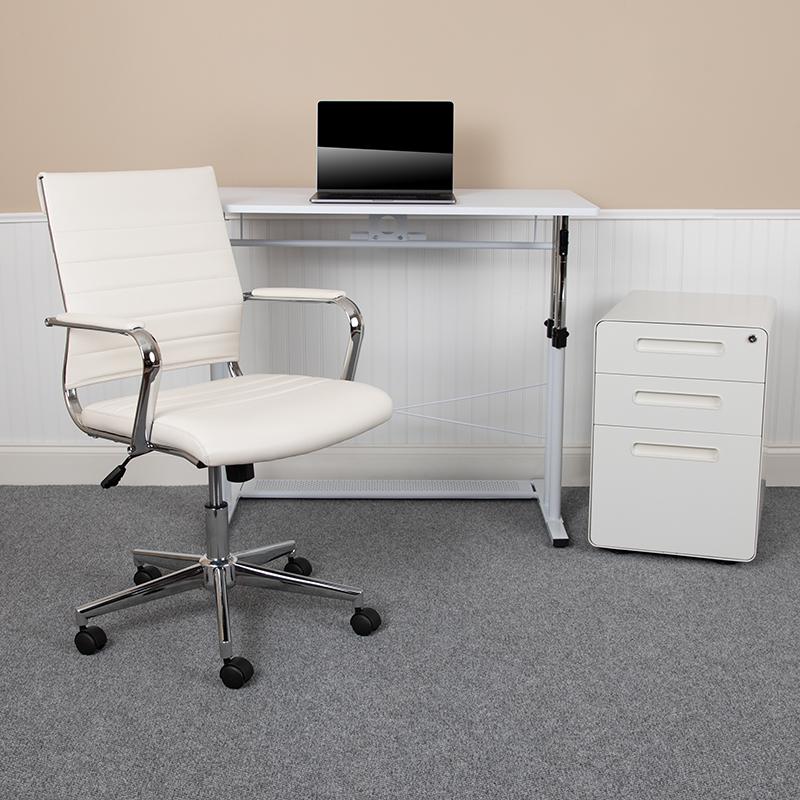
[101, 456, 133, 489]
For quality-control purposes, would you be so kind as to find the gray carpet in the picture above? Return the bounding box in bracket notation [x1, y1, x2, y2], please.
[1, 485, 799, 799]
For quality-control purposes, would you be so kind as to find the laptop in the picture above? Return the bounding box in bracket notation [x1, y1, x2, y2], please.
[310, 100, 456, 204]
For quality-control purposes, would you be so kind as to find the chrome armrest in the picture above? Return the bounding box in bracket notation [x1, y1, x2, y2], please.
[243, 288, 364, 381]
[45, 313, 162, 455]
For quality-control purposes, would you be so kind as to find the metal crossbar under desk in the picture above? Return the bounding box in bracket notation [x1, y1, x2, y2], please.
[217, 187, 599, 548]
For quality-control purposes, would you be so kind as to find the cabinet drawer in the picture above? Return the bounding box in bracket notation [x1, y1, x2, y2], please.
[593, 373, 764, 436]
[589, 425, 762, 561]
[595, 321, 768, 382]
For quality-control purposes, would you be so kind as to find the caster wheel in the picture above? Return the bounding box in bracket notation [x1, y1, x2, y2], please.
[220, 656, 254, 689]
[350, 607, 381, 636]
[74, 625, 107, 655]
[284, 556, 312, 576]
[133, 564, 162, 585]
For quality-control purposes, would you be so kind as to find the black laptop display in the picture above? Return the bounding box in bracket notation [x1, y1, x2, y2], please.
[311, 101, 455, 204]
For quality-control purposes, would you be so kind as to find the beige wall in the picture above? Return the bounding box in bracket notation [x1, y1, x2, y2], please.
[1, 0, 799, 212]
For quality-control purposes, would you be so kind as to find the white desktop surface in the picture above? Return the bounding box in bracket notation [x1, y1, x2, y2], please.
[219, 187, 598, 218]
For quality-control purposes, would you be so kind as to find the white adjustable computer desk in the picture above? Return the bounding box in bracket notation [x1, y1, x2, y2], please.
[218, 187, 598, 547]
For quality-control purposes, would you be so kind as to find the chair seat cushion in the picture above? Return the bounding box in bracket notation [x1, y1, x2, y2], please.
[81, 374, 392, 467]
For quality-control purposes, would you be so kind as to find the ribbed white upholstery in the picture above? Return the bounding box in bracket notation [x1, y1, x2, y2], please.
[41, 167, 393, 466]
[39, 167, 243, 389]
[81, 375, 393, 466]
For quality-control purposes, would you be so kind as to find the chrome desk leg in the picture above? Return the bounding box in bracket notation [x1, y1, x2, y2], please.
[75, 563, 205, 626]
[235, 561, 364, 607]
[233, 540, 296, 566]
[132, 549, 202, 572]
[539, 215, 570, 547]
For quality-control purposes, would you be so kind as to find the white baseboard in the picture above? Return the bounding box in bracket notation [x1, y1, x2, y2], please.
[0, 445, 205, 485]
[2, 443, 800, 487]
[760, 446, 800, 487]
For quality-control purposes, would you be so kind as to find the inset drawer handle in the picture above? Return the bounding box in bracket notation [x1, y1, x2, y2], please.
[635, 337, 725, 357]
[633, 390, 722, 410]
[632, 442, 719, 462]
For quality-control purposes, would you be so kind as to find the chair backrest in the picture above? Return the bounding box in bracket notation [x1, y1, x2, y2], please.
[39, 166, 243, 388]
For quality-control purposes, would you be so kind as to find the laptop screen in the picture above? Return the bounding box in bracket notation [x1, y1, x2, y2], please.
[317, 101, 453, 194]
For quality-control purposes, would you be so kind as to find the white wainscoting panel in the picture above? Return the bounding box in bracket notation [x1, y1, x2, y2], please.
[2, 212, 800, 484]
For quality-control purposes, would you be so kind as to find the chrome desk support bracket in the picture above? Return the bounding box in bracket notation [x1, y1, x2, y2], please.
[350, 215, 427, 242]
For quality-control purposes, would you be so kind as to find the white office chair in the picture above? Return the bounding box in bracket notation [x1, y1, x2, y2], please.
[39, 166, 393, 688]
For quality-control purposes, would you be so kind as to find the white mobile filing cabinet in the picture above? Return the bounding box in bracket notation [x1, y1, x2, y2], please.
[589, 291, 776, 561]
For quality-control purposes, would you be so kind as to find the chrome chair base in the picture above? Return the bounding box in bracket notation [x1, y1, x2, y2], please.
[72, 468, 382, 688]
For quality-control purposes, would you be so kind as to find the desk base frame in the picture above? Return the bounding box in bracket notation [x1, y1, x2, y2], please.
[232, 478, 570, 547]
[225, 214, 572, 548]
